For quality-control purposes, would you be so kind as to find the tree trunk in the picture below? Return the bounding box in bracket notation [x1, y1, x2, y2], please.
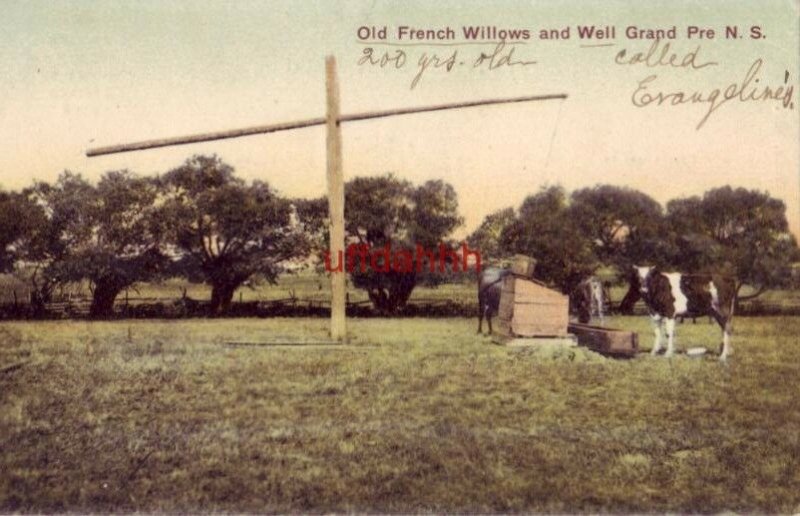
[388, 277, 415, 311]
[210, 281, 239, 315]
[367, 273, 417, 314]
[90, 283, 123, 318]
[367, 288, 391, 314]
[30, 292, 48, 318]
[30, 282, 55, 318]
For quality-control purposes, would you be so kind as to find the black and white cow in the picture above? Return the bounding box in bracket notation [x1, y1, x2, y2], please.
[477, 267, 511, 334]
[633, 266, 736, 360]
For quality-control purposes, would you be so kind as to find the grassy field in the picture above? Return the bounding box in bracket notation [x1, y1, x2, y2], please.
[1, 316, 799, 513]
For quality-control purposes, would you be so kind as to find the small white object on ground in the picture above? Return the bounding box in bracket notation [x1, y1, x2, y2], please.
[686, 347, 707, 358]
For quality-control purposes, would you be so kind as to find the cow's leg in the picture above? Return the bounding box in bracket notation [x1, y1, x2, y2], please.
[710, 310, 732, 361]
[650, 315, 663, 356]
[477, 301, 484, 334]
[487, 308, 493, 335]
[598, 292, 605, 325]
[720, 319, 732, 361]
[664, 317, 676, 357]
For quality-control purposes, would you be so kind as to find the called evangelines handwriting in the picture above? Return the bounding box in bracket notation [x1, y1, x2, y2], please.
[357, 41, 536, 89]
[632, 59, 794, 129]
[614, 40, 794, 129]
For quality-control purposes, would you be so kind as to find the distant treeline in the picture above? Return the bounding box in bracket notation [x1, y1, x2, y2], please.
[1, 154, 798, 319]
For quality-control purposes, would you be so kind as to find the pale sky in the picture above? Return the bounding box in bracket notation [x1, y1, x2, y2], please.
[1, 0, 798, 237]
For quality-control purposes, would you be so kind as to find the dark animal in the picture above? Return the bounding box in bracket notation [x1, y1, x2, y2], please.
[477, 267, 511, 334]
[633, 266, 736, 360]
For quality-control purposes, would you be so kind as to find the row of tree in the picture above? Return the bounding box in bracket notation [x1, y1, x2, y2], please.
[0, 155, 464, 316]
[0, 156, 306, 316]
[468, 184, 799, 307]
[1, 154, 797, 317]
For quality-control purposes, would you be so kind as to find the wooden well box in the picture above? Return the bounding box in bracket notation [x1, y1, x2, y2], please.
[496, 275, 569, 338]
[511, 254, 537, 278]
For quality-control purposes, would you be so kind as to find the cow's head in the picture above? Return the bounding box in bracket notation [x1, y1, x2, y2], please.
[633, 265, 654, 294]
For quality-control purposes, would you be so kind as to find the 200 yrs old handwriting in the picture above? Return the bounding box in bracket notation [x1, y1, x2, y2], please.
[358, 41, 536, 90]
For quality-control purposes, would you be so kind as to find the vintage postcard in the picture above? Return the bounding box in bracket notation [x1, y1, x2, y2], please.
[1, 0, 798, 513]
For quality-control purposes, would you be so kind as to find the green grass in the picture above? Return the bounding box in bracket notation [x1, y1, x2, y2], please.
[1, 316, 800, 512]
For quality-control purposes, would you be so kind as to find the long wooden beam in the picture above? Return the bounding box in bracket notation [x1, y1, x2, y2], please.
[86, 93, 567, 157]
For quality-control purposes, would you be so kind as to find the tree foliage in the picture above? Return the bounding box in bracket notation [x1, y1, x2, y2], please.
[568, 185, 671, 313]
[666, 186, 798, 299]
[18, 171, 167, 317]
[80, 171, 168, 316]
[15, 172, 94, 313]
[344, 174, 463, 313]
[569, 185, 669, 270]
[0, 190, 40, 273]
[500, 186, 597, 294]
[467, 207, 516, 263]
[160, 155, 307, 314]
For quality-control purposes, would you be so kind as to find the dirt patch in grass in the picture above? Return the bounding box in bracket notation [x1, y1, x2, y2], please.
[507, 341, 608, 363]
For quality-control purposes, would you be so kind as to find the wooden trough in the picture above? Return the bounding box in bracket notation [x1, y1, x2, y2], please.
[489, 259, 638, 358]
[568, 323, 639, 357]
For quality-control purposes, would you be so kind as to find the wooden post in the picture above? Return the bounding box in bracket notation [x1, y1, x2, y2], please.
[326, 56, 346, 342]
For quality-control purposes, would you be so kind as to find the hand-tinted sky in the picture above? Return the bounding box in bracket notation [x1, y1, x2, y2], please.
[1, 0, 797, 237]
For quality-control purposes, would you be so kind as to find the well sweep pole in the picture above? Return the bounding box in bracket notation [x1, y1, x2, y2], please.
[325, 56, 346, 341]
[85, 94, 567, 157]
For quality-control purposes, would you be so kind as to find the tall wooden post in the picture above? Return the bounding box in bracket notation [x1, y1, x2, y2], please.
[325, 56, 346, 341]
